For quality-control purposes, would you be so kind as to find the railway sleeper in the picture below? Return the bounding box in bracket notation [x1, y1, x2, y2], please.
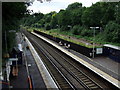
[91, 86, 99, 88]
[74, 73, 82, 76]
[78, 74, 85, 77]
[79, 76, 86, 79]
[79, 74, 85, 77]
[90, 86, 100, 89]
[75, 72, 82, 74]
[85, 81, 93, 84]
[83, 79, 90, 82]
[89, 86, 100, 89]
[78, 74, 83, 76]
[87, 84, 97, 87]
[81, 77, 88, 80]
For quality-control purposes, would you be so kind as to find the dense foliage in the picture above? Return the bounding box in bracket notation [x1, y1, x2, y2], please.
[2, 2, 28, 54]
[22, 2, 120, 45]
[2, 1, 52, 54]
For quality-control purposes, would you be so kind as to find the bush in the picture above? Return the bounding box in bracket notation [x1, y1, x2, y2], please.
[104, 21, 120, 43]
[45, 23, 51, 30]
[81, 28, 93, 37]
[60, 26, 70, 31]
[71, 25, 83, 35]
[32, 23, 42, 28]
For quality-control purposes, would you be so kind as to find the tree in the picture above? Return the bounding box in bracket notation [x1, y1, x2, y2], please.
[101, 2, 116, 26]
[71, 8, 83, 26]
[20, 1, 120, 45]
[66, 2, 82, 10]
[58, 10, 72, 30]
[103, 21, 120, 43]
[50, 12, 58, 29]
[2, 2, 28, 53]
[66, 2, 83, 26]
[115, 2, 120, 24]
[82, 2, 108, 27]
[71, 25, 81, 35]
[33, 13, 44, 20]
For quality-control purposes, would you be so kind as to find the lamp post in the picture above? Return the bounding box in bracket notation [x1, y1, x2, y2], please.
[90, 27, 99, 58]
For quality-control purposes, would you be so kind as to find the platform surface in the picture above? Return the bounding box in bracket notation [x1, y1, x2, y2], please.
[10, 32, 46, 89]
[70, 49, 120, 80]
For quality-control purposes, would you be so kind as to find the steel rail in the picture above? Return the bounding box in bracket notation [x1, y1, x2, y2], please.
[30, 33, 103, 90]
[45, 42, 103, 89]
[28, 34, 102, 89]
[32, 39, 84, 89]
[27, 36, 75, 89]
[35, 39, 102, 89]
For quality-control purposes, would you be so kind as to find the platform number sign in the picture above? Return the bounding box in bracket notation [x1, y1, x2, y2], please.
[96, 48, 103, 54]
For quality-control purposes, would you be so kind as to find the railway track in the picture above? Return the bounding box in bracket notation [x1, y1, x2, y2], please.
[27, 35, 74, 89]
[23, 31, 117, 89]
[30, 36, 103, 89]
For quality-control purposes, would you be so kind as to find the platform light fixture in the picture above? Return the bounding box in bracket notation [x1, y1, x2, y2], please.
[90, 27, 99, 58]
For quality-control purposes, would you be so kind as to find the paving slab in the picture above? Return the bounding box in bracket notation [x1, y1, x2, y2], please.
[93, 56, 120, 76]
[9, 66, 28, 88]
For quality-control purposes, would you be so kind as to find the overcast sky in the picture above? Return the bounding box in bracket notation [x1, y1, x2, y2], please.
[27, 0, 100, 14]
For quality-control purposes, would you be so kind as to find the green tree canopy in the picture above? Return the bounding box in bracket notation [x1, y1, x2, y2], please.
[66, 2, 82, 10]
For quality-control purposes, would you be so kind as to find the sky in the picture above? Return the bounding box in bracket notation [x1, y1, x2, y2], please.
[27, 0, 100, 14]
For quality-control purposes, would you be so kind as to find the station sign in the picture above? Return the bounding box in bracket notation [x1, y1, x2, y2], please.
[9, 58, 18, 61]
[96, 48, 103, 54]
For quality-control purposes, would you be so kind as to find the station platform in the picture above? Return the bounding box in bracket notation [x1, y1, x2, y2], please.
[32, 32, 120, 88]
[70, 49, 120, 80]
[10, 32, 46, 89]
